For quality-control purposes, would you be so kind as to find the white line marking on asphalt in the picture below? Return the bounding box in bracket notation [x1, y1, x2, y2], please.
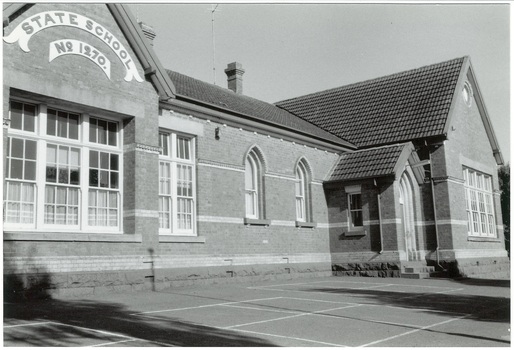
[231, 328, 348, 347]
[249, 280, 452, 290]
[89, 339, 136, 347]
[130, 296, 284, 315]
[4, 321, 52, 328]
[434, 288, 464, 294]
[222, 304, 362, 329]
[353, 284, 395, 290]
[249, 280, 342, 288]
[48, 322, 134, 339]
[358, 313, 472, 347]
[49, 322, 178, 347]
[285, 296, 357, 304]
[221, 304, 300, 314]
[383, 305, 468, 316]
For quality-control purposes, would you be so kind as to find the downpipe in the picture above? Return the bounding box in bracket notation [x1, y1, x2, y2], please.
[429, 151, 445, 271]
[376, 179, 384, 254]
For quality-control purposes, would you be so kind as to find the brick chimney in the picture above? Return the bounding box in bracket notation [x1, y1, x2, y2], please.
[224, 62, 245, 94]
[139, 22, 156, 46]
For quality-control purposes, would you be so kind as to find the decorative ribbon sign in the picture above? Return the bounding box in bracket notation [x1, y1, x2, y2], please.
[3, 11, 144, 82]
[49, 39, 111, 79]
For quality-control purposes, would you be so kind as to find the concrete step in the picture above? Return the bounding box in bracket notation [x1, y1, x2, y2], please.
[401, 261, 435, 279]
[401, 272, 431, 279]
[404, 266, 435, 273]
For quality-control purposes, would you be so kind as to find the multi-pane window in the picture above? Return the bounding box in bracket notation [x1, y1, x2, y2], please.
[4, 137, 37, 224]
[463, 168, 496, 237]
[89, 117, 117, 146]
[295, 161, 310, 222]
[245, 149, 261, 219]
[47, 108, 79, 140]
[158, 131, 196, 235]
[44, 144, 80, 225]
[88, 150, 120, 227]
[3, 100, 122, 232]
[159, 161, 172, 229]
[10, 101, 36, 132]
[348, 193, 363, 229]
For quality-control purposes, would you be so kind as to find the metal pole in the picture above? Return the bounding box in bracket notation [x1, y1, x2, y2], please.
[211, 4, 219, 85]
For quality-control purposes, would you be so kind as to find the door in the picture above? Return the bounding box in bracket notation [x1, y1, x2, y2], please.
[399, 173, 419, 261]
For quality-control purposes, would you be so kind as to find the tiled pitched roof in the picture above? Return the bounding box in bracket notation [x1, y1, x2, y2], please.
[276, 57, 465, 148]
[328, 143, 410, 182]
[166, 70, 354, 148]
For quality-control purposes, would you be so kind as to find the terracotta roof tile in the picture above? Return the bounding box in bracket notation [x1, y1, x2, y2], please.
[276, 57, 465, 148]
[328, 143, 409, 181]
[167, 70, 354, 148]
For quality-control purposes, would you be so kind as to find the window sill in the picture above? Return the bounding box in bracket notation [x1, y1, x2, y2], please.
[244, 218, 271, 226]
[296, 221, 317, 228]
[159, 235, 206, 243]
[344, 229, 367, 237]
[3, 231, 142, 242]
[467, 236, 501, 242]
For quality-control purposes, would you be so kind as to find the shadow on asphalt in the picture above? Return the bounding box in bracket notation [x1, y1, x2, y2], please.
[3, 298, 275, 347]
[450, 278, 511, 288]
[306, 287, 509, 323]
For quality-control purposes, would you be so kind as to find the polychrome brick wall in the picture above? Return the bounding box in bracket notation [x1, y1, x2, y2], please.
[441, 72, 505, 253]
[156, 112, 340, 261]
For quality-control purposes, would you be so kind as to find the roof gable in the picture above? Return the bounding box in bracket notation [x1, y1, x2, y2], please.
[3, 3, 175, 100]
[443, 58, 504, 165]
[276, 57, 465, 148]
[327, 142, 423, 183]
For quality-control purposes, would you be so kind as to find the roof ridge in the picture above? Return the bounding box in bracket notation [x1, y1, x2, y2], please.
[168, 68, 301, 108]
[275, 56, 467, 105]
[166, 68, 236, 95]
[165, 69, 356, 148]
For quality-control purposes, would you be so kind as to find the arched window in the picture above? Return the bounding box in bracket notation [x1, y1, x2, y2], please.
[295, 161, 308, 221]
[245, 149, 261, 219]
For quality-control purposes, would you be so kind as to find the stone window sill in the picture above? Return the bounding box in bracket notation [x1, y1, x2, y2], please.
[244, 218, 271, 226]
[159, 235, 206, 243]
[344, 229, 367, 237]
[3, 231, 142, 242]
[296, 221, 317, 228]
[467, 236, 501, 243]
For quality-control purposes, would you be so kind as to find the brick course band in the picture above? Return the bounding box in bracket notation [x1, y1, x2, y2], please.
[197, 159, 244, 172]
[123, 209, 159, 218]
[124, 142, 161, 154]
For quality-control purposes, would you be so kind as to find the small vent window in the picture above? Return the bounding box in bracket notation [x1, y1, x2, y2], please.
[462, 81, 473, 107]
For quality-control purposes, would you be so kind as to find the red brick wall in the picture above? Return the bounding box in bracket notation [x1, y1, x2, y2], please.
[440, 72, 505, 252]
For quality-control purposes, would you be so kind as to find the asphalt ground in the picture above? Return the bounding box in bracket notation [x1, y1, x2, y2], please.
[3, 276, 510, 347]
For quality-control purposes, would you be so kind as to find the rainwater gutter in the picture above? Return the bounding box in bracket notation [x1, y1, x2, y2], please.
[428, 150, 444, 271]
[375, 178, 384, 254]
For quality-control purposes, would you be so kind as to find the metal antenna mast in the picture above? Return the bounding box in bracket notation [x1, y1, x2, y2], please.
[211, 4, 220, 85]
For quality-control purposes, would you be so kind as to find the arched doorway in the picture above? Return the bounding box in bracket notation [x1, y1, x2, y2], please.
[399, 171, 419, 261]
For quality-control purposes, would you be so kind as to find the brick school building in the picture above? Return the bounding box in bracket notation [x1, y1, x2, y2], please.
[3, 4, 508, 297]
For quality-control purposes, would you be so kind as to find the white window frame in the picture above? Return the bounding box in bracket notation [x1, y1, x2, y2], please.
[295, 161, 310, 222]
[245, 150, 261, 219]
[345, 185, 363, 230]
[158, 131, 197, 236]
[3, 98, 123, 233]
[463, 167, 496, 237]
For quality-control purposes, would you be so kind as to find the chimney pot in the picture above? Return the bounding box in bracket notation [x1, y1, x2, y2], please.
[224, 62, 245, 94]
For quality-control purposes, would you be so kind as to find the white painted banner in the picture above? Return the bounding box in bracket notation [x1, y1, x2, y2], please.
[49, 39, 111, 78]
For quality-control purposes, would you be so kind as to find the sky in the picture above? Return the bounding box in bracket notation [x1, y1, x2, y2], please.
[129, 3, 510, 162]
